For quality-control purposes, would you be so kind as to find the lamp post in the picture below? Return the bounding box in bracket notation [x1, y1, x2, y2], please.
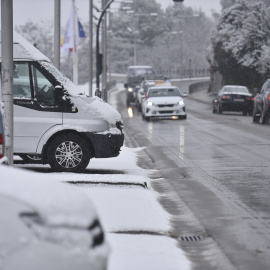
[54, 0, 61, 70]
[132, 13, 157, 65]
[95, 0, 115, 98]
[171, 31, 183, 77]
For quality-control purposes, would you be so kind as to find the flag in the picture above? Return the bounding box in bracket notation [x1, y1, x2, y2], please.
[61, 5, 85, 54]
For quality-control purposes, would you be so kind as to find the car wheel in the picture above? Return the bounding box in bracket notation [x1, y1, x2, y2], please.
[217, 103, 223, 114]
[48, 133, 91, 173]
[212, 106, 216, 114]
[145, 116, 150, 121]
[19, 154, 42, 164]
[178, 115, 187, 120]
[260, 108, 270, 124]
[138, 104, 142, 112]
[253, 109, 260, 123]
[259, 106, 268, 124]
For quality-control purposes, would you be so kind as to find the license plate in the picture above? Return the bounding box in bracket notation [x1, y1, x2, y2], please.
[234, 99, 244, 102]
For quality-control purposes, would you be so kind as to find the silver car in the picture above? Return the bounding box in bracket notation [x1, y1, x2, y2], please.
[0, 166, 110, 270]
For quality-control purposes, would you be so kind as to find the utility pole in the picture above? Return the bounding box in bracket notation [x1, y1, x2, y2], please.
[101, 0, 107, 101]
[72, 0, 78, 84]
[89, 0, 93, 96]
[54, 0, 61, 70]
[1, 0, 14, 165]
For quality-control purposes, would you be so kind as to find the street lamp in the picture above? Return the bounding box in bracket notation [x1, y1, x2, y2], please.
[171, 31, 183, 76]
[95, 0, 115, 98]
[133, 13, 157, 65]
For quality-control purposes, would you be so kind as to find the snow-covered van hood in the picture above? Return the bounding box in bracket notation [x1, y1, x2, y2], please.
[77, 96, 122, 125]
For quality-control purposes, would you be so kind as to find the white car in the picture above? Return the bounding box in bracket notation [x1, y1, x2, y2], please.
[136, 79, 174, 112]
[142, 86, 187, 121]
[0, 165, 110, 270]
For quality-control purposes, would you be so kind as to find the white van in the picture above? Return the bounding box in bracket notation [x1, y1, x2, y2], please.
[0, 33, 124, 172]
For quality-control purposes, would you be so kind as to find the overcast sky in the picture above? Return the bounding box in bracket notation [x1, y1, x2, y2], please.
[7, 0, 221, 27]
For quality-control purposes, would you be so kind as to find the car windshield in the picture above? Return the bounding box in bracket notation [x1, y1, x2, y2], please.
[224, 87, 248, 93]
[148, 88, 180, 97]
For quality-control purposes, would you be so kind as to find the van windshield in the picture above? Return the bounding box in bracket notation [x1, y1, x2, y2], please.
[40, 61, 78, 95]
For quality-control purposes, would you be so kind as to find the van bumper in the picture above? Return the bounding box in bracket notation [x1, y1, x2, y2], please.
[86, 132, 124, 158]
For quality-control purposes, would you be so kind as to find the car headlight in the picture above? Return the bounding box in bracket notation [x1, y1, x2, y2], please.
[178, 100, 184, 106]
[128, 87, 133, 92]
[147, 101, 154, 106]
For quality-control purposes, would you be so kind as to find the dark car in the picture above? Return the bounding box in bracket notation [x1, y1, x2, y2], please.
[212, 85, 253, 115]
[124, 66, 154, 107]
[253, 79, 270, 124]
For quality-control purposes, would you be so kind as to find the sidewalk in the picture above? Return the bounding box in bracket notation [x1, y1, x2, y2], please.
[188, 88, 214, 104]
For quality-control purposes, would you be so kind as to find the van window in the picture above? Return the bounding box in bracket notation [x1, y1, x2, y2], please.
[31, 65, 55, 106]
[13, 63, 31, 99]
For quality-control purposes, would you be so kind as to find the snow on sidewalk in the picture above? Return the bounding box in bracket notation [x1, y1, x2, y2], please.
[78, 147, 191, 270]
[16, 146, 191, 269]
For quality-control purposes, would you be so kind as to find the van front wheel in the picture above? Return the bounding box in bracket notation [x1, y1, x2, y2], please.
[48, 134, 91, 173]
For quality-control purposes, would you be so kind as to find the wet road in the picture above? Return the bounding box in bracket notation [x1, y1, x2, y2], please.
[109, 86, 270, 270]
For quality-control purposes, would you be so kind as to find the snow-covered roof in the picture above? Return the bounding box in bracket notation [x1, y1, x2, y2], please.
[0, 31, 50, 62]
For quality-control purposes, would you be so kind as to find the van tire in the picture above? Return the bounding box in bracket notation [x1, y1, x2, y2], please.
[48, 133, 91, 173]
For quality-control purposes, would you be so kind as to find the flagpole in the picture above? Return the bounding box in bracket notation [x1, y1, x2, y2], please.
[72, 0, 78, 84]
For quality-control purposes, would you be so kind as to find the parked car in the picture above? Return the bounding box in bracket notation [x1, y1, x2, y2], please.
[212, 85, 253, 115]
[0, 165, 110, 270]
[142, 86, 187, 121]
[0, 32, 124, 172]
[253, 79, 270, 124]
[124, 66, 154, 107]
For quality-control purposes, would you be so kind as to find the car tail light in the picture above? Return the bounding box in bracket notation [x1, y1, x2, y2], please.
[268, 94, 270, 101]
[222, 95, 231, 100]
[0, 134, 3, 159]
[251, 96, 254, 101]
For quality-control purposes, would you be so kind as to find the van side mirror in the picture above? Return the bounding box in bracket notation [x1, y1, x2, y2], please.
[55, 85, 63, 105]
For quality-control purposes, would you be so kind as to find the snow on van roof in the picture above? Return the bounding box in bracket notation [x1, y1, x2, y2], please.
[0, 31, 50, 62]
